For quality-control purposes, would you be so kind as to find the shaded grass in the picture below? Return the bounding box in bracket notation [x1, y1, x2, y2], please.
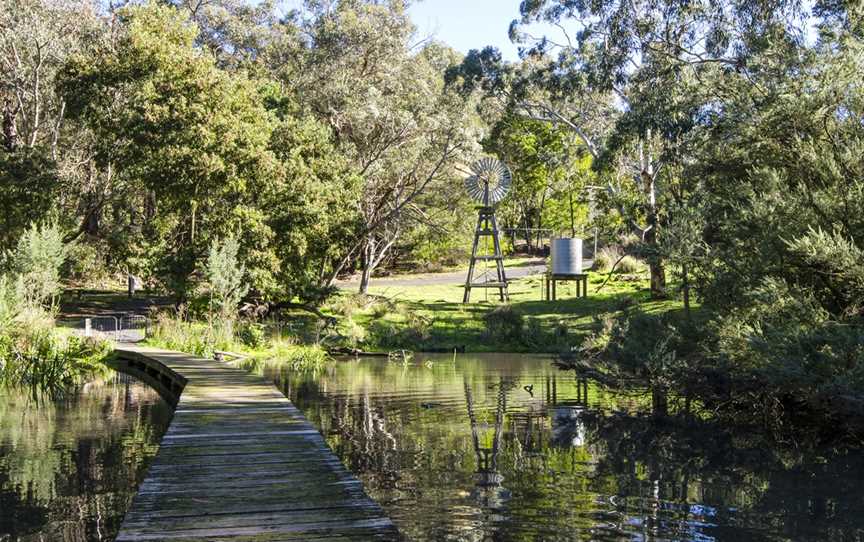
[59, 288, 173, 318]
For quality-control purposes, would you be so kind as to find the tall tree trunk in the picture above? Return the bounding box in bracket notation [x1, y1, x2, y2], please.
[641, 136, 666, 299]
[359, 265, 372, 295]
[359, 241, 373, 295]
[645, 211, 666, 298]
[536, 192, 546, 249]
[682, 261, 691, 320]
[569, 192, 575, 238]
[358, 233, 399, 295]
[652, 387, 669, 417]
[2, 99, 20, 152]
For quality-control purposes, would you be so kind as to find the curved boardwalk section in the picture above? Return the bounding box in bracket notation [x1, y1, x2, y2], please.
[114, 345, 397, 542]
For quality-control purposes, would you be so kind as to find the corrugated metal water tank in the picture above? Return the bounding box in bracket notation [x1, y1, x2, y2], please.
[551, 238, 583, 275]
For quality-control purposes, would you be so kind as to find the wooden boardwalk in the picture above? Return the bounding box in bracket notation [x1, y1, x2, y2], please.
[114, 345, 398, 541]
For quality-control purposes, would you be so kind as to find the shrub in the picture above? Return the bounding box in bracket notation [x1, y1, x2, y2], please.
[237, 321, 266, 349]
[343, 317, 367, 348]
[367, 319, 400, 347]
[593, 246, 643, 274]
[204, 235, 248, 328]
[0, 329, 111, 395]
[370, 298, 394, 318]
[402, 312, 432, 344]
[522, 317, 544, 348]
[593, 246, 622, 272]
[364, 312, 432, 349]
[326, 293, 370, 319]
[617, 255, 643, 274]
[0, 275, 19, 329]
[64, 242, 111, 288]
[148, 311, 235, 358]
[483, 305, 523, 343]
[267, 343, 329, 370]
[10, 221, 67, 310]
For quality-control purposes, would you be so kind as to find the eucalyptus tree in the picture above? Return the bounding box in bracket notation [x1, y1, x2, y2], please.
[165, 0, 282, 70]
[59, 2, 276, 296]
[0, 0, 109, 249]
[448, 0, 810, 297]
[274, 0, 480, 293]
[59, 2, 359, 306]
[0, 0, 104, 152]
[485, 115, 573, 251]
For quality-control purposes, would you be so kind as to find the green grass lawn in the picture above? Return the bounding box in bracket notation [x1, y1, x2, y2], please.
[332, 270, 686, 354]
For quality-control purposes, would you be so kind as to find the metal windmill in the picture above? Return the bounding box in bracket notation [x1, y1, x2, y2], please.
[462, 157, 512, 303]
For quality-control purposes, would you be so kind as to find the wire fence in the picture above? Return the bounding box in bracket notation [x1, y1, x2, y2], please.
[57, 314, 150, 343]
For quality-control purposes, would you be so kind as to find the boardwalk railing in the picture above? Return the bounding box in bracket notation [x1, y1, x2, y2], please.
[58, 314, 150, 342]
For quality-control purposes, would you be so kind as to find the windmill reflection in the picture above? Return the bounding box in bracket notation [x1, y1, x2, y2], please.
[464, 379, 510, 507]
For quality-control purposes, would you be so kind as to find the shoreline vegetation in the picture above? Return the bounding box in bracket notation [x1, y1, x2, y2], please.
[0, 223, 113, 395]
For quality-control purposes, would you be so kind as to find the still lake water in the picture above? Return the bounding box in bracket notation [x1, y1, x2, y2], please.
[262, 353, 864, 542]
[0, 373, 173, 542]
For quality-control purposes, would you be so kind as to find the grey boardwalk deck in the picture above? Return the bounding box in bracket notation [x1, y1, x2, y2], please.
[114, 345, 398, 542]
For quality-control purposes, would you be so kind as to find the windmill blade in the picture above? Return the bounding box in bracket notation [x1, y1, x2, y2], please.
[464, 157, 512, 205]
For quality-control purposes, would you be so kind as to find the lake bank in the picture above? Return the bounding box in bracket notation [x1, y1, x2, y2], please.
[329, 269, 684, 354]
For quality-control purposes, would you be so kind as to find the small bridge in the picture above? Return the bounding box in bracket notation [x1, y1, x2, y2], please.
[113, 345, 398, 541]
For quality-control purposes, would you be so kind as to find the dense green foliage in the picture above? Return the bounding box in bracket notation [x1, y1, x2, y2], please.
[3, 0, 481, 304]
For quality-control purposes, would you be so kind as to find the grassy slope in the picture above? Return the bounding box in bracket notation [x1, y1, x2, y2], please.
[339, 270, 685, 354]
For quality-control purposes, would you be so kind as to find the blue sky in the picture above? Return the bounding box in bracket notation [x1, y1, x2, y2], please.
[408, 0, 524, 60]
[281, 0, 528, 61]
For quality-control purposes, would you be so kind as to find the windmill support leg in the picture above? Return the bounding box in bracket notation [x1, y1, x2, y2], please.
[490, 213, 508, 302]
[463, 207, 509, 304]
[463, 212, 484, 303]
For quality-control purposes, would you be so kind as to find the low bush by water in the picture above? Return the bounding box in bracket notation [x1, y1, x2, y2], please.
[0, 328, 112, 395]
[146, 310, 330, 370]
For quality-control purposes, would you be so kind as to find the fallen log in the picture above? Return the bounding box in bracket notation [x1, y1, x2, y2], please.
[327, 347, 389, 357]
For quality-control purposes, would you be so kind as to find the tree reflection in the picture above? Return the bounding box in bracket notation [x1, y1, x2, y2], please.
[0, 373, 172, 541]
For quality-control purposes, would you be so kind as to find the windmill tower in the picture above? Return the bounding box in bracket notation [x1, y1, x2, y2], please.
[463, 157, 512, 303]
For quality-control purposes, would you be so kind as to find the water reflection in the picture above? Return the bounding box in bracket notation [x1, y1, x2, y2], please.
[0, 372, 173, 541]
[264, 353, 864, 541]
[465, 379, 507, 501]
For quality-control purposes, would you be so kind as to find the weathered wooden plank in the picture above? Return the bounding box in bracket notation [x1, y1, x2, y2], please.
[138, 465, 354, 487]
[120, 505, 386, 532]
[115, 517, 395, 541]
[114, 344, 398, 541]
[122, 501, 385, 523]
[144, 450, 345, 467]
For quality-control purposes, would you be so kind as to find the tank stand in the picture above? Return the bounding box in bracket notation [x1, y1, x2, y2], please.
[544, 273, 589, 301]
